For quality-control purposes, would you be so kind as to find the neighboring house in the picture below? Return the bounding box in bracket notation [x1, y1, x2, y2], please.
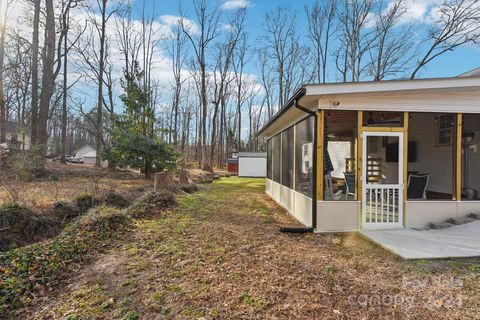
[74, 144, 98, 165]
[1, 121, 30, 150]
[258, 68, 480, 233]
[74, 144, 108, 167]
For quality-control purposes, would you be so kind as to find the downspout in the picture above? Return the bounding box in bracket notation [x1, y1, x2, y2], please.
[280, 99, 317, 234]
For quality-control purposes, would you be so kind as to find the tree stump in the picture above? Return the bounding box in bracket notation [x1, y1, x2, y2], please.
[179, 169, 193, 185]
[154, 172, 173, 191]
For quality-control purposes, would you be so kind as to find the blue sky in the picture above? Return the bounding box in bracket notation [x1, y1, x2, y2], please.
[138, 0, 480, 79]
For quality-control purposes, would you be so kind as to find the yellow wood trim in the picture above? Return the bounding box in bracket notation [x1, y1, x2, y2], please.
[455, 113, 462, 201]
[403, 112, 409, 202]
[317, 110, 324, 201]
[356, 111, 363, 201]
[361, 127, 404, 133]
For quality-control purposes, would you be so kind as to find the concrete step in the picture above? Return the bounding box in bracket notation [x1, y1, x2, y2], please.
[468, 213, 480, 220]
[429, 222, 455, 230]
[447, 217, 477, 225]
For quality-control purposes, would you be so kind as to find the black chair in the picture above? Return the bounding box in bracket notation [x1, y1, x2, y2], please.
[407, 174, 429, 200]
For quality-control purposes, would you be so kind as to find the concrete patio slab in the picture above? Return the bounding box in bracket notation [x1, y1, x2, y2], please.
[360, 221, 480, 259]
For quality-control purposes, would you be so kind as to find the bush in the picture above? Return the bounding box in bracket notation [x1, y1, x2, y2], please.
[99, 192, 130, 209]
[48, 202, 81, 222]
[68, 206, 132, 234]
[128, 190, 176, 218]
[74, 193, 96, 211]
[6, 145, 45, 181]
[0, 203, 60, 251]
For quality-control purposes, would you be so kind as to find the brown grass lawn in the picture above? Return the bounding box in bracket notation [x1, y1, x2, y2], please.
[11, 176, 480, 319]
[0, 162, 151, 211]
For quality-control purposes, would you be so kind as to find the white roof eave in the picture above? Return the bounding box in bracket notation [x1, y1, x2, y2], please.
[304, 76, 480, 97]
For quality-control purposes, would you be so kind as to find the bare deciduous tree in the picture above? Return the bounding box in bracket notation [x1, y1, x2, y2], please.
[410, 0, 480, 79]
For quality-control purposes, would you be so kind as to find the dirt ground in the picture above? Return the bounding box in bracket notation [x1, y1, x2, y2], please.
[13, 177, 480, 319]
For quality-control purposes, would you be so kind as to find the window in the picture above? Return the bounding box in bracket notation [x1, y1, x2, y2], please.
[266, 139, 272, 180]
[437, 114, 455, 146]
[281, 127, 294, 188]
[272, 134, 281, 183]
[295, 117, 314, 197]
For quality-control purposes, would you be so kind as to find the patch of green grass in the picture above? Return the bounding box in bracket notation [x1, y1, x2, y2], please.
[151, 291, 165, 302]
[122, 310, 140, 320]
[325, 265, 337, 274]
[240, 293, 265, 308]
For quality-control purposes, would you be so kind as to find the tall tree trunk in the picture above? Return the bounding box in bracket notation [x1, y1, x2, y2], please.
[61, 14, 68, 163]
[0, 3, 6, 143]
[38, 0, 55, 155]
[95, 0, 107, 167]
[30, 0, 40, 146]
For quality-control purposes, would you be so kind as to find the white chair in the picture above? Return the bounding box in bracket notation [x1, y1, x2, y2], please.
[325, 174, 344, 200]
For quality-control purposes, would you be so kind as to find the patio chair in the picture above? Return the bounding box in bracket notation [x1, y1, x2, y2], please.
[325, 174, 343, 200]
[407, 174, 429, 200]
[344, 173, 356, 199]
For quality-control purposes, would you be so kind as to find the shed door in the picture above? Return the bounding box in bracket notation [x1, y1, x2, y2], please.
[238, 157, 267, 177]
[362, 132, 404, 229]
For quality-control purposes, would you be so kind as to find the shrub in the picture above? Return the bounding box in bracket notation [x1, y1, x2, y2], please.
[74, 193, 96, 211]
[99, 192, 130, 209]
[0, 203, 60, 251]
[49, 202, 81, 222]
[68, 206, 132, 234]
[128, 190, 176, 218]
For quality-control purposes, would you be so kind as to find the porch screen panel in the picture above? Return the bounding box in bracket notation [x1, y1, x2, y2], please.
[281, 127, 294, 189]
[462, 114, 480, 200]
[272, 134, 281, 183]
[295, 116, 314, 197]
[267, 138, 272, 180]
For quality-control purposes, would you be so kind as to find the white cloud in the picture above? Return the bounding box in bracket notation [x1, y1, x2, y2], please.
[220, 0, 252, 11]
[160, 14, 199, 35]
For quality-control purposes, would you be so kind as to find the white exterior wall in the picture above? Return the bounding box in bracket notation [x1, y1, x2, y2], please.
[265, 179, 312, 227]
[238, 157, 267, 177]
[316, 201, 360, 233]
[406, 201, 480, 229]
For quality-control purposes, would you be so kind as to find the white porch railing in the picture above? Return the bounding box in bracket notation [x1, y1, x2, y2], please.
[363, 184, 403, 228]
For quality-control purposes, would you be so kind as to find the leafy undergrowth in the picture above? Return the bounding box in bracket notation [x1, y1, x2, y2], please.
[0, 190, 177, 317]
[0, 192, 132, 252]
[9, 177, 480, 319]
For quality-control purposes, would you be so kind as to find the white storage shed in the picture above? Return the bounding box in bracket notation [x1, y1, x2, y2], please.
[238, 152, 267, 178]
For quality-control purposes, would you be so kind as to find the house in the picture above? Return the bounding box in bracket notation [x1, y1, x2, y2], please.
[1, 121, 30, 150]
[238, 152, 267, 178]
[74, 144, 97, 164]
[258, 70, 480, 234]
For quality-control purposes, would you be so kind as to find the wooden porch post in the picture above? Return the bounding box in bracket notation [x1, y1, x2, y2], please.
[356, 111, 363, 201]
[317, 110, 324, 201]
[455, 113, 463, 201]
